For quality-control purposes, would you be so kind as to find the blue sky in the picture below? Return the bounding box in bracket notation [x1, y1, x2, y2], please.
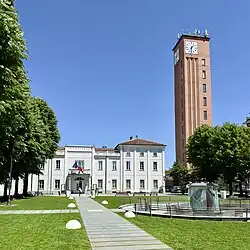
[16, 0, 250, 169]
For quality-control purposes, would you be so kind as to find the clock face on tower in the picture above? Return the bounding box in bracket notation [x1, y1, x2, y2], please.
[185, 41, 198, 54]
[174, 49, 179, 65]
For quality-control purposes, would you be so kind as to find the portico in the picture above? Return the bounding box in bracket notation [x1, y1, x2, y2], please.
[65, 169, 91, 194]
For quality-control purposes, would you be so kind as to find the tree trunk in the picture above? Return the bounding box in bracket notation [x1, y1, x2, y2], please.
[14, 178, 19, 197]
[239, 181, 244, 197]
[229, 182, 233, 196]
[22, 173, 29, 197]
[3, 182, 8, 199]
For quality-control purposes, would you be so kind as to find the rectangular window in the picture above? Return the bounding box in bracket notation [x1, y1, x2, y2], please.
[126, 180, 131, 189]
[181, 60, 183, 68]
[55, 179, 60, 189]
[181, 125, 184, 134]
[140, 180, 145, 189]
[181, 112, 184, 121]
[139, 162, 144, 171]
[182, 139, 185, 149]
[56, 160, 60, 170]
[140, 152, 144, 157]
[181, 85, 184, 94]
[126, 152, 131, 157]
[38, 180, 44, 190]
[112, 180, 117, 189]
[112, 161, 117, 171]
[153, 152, 157, 157]
[202, 83, 207, 93]
[126, 161, 131, 171]
[98, 179, 103, 189]
[202, 70, 206, 79]
[181, 98, 183, 108]
[40, 163, 44, 170]
[202, 58, 206, 66]
[153, 180, 158, 189]
[203, 97, 207, 106]
[204, 110, 208, 120]
[153, 162, 158, 171]
[98, 161, 103, 171]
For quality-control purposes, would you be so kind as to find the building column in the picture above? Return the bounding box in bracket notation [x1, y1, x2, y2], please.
[91, 148, 95, 189]
[133, 149, 136, 192]
[162, 150, 165, 194]
[147, 149, 150, 192]
[120, 150, 123, 191]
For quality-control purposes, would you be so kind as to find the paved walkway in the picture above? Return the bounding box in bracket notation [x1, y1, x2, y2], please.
[0, 209, 79, 214]
[76, 197, 172, 250]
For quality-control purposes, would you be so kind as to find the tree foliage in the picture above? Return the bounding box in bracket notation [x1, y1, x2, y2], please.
[187, 123, 250, 195]
[0, 1, 60, 197]
[0, 0, 31, 183]
[169, 161, 190, 194]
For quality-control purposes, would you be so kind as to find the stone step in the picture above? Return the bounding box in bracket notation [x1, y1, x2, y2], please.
[86, 228, 141, 233]
[92, 245, 171, 250]
[88, 232, 149, 239]
[92, 239, 165, 247]
[90, 236, 156, 242]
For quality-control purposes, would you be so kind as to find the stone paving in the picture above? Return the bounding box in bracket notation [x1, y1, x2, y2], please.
[76, 197, 172, 250]
[0, 209, 79, 214]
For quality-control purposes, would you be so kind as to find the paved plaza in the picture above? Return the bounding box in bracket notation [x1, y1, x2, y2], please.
[76, 197, 172, 250]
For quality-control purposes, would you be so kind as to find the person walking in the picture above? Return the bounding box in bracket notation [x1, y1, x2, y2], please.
[78, 187, 82, 197]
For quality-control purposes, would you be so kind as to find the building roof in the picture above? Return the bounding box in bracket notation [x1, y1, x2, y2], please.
[116, 138, 166, 148]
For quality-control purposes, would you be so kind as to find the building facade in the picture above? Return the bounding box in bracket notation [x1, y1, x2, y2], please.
[0, 138, 166, 196]
[173, 30, 213, 165]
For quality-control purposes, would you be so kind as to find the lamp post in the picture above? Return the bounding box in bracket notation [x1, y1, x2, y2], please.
[7, 155, 13, 206]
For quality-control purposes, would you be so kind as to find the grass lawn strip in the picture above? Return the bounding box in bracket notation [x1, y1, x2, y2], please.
[121, 214, 250, 250]
[0, 196, 76, 210]
[0, 213, 91, 250]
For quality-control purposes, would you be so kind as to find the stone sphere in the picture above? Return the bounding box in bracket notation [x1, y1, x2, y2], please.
[124, 211, 135, 218]
[102, 200, 108, 205]
[66, 220, 82, 229]
[69, 196, 74, 200]
[91, 195, 95, 198]
[67, 203, 76, 209]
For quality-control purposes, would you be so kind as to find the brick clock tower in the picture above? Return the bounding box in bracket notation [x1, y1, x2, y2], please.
[173, 30, 213, 165]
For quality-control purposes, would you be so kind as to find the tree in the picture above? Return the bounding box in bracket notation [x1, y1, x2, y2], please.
[0, 0, 32, 192]
[20, 97, 60, 196]
[187, 123, 250, 196]
[214, 123, 250, 196]
[169, 161, 190, 194]
[187, 125, 220, 182]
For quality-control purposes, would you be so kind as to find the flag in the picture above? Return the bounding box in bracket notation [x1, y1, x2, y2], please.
[73, 161, 84, 173]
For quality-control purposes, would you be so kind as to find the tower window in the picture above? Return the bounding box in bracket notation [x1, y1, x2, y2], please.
[202, 59, 206, 66]
[181, 125, 184, 134]
[204, 111, 208, 120]
[202, 70, 206, 79]
[202, 84, 207, 93]
[203, 97, 207, 106]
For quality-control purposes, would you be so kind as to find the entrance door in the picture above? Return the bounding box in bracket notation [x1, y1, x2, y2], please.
[79, 180, 83, 189]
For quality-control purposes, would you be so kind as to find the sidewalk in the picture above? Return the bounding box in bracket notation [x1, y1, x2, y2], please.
[76, 197, 172, 250]
[0, 209, 78, 214]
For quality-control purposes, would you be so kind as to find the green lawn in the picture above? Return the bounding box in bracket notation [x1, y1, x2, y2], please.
[122, 214, 250, 250]
[93, 195, 189, 209]
[0, 196, 76, 210]
[0, 213, 90, 250]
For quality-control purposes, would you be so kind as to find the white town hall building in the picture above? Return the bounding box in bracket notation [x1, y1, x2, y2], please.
[0, 137, 166, 195]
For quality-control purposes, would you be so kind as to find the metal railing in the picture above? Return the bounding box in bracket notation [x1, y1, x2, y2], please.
[133, 200, 250, 221]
